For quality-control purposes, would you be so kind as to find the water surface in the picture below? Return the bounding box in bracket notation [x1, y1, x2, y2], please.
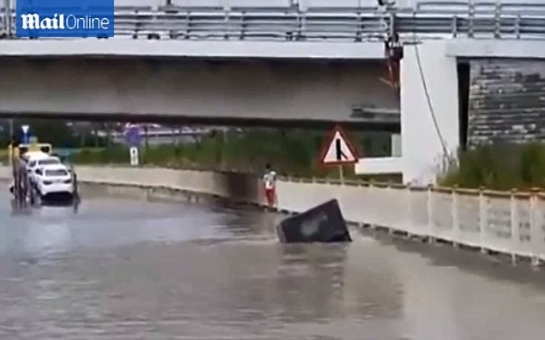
[0, 186, 544, 339]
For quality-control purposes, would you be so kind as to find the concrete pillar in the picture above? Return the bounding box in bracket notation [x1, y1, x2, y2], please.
[391, 133, 401, 157]
[400, 40, 459, 185]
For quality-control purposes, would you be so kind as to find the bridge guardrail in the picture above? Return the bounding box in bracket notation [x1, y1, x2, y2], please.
[2, 1, 545, 41]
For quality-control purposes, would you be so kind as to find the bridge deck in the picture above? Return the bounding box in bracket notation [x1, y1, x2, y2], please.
[2, 1, 545, 41]
[0, 39, 386, 59]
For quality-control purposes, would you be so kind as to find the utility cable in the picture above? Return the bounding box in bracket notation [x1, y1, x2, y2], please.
[385, 3, 454, 168]
[412, 37, 454, 165]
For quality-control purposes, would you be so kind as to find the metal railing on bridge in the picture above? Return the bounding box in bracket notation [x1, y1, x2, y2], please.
[1, 1, 545, 41]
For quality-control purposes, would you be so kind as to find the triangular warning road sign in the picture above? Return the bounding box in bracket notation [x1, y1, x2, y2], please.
[319, 125, 359, 166]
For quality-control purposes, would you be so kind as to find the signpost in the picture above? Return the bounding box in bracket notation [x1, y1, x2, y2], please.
[21, 125, 29, 144]
[124, 124, 142, 166]
[129, 147, 139, 166]
[319, 125, 359, 181]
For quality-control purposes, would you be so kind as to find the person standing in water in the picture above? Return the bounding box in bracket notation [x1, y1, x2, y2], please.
[263, 163, 277, 208]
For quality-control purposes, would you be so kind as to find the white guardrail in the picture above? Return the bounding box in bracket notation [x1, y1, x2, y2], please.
[1, 1, 545, 40]
[0, 165, 539, 265]
[277, 177, 544, 266]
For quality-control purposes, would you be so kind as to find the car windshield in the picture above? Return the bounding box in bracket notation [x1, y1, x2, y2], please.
[45, 169, 68, 177]
[38, 158, 60, 166]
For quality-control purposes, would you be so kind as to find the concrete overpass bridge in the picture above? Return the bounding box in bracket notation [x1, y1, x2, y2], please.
[1, 0, 545, 183]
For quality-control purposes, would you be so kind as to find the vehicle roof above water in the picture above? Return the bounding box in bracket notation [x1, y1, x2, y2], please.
[40, 163, 69, 171]
[25, 154, 61, 164]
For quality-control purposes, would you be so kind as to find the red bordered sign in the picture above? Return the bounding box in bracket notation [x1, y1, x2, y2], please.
[319, 125, 359, 166]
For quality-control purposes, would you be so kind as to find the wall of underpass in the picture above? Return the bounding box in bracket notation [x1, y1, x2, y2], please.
[467, 59, 545, 147]
[1, 165, 545, 264]
[0, 58, 398, 124]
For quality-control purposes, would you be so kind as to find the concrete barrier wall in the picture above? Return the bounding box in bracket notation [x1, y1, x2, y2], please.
[0, 165, 266, 205]
[72, 166, 266, 205]
[2, 165, 543, 264]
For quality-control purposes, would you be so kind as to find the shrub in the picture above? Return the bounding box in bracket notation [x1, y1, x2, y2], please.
[439, 143, 545, 191]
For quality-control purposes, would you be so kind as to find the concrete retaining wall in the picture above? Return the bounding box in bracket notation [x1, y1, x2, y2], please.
[3, 165, 545, 265]
[467, 59, 545, 146]
[74, 166, 266, 205]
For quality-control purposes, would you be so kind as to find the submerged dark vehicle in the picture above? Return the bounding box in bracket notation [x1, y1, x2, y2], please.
[276, 199, 352, 243]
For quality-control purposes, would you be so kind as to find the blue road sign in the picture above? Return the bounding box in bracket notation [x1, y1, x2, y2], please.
[125, 126, 142, 147]
[21, 125, 30, 144]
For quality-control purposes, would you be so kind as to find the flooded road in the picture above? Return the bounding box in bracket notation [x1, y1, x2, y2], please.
[1, 186, 545, 340]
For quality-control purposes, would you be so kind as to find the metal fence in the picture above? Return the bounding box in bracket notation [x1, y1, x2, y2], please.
[1, 1, 545, 41]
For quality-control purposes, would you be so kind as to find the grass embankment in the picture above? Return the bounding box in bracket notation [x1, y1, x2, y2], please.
[70, 138, 545, 191]
[71, 129, 401, 182]
[439, 143, 545, 191]
[9, 132, 540, 190]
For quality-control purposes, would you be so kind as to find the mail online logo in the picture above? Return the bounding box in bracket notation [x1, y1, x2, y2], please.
[15, 0, 114, 38]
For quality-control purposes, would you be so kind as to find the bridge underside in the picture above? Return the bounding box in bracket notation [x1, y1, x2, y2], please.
[0, 112, 401, 132]
[0, 57, 399, 131]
